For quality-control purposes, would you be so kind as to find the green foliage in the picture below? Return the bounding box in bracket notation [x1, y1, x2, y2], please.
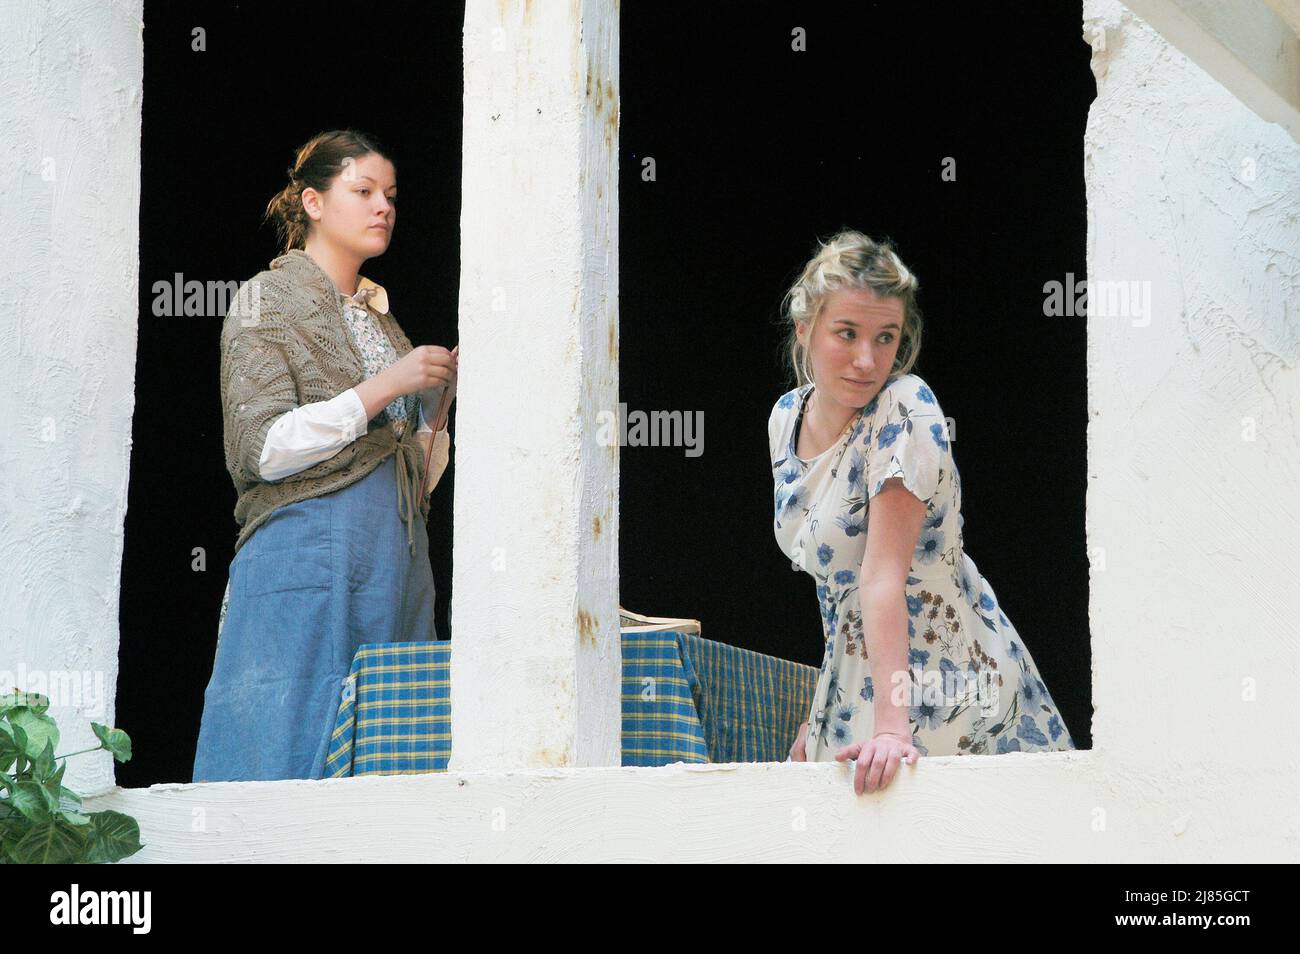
[0, 690, 142, 863]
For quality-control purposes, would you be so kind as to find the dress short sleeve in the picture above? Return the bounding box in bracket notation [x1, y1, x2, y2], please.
[864, 374, 949, 505]
[768, 389, 797, 464]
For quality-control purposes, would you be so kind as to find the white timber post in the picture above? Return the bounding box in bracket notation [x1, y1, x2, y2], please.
[449, 0, 621, 770]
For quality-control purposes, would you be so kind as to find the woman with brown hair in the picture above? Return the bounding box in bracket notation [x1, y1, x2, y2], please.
[193, 129, 458, 782]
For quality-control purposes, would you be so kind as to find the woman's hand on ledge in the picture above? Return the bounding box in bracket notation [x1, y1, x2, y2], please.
[835, 730, 918, 795]
[788, 721, 809, 762]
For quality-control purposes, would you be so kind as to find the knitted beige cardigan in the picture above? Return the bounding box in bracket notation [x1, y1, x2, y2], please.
[221, 249, 431, 556]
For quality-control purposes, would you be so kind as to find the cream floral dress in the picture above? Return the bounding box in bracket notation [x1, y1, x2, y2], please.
[769, 372, 1077, 761]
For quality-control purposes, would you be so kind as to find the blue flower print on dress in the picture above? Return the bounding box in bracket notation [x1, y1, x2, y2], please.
[930, 422, 949, 452]
[912, 700, 944, 731]
[958, 565, 977, 605]
[860, 674, 874, 702]
[844, 447, 866, 494]
[769, 374, 1076, 760]
[923, 501, 948, 531]
[916, 526, 945, 564]
[774, 485, 795, 523]
[1016, 714, 1048, 747]
[1017, 670, 1045, 710]
[877, 420, 904, 449]
[1047, 714, 1066, 742]
[834, 512, 866, 537]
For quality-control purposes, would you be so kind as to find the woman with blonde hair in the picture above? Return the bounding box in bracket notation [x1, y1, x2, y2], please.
[194, 129, 458, 782]
[768, 228, 1075, 795]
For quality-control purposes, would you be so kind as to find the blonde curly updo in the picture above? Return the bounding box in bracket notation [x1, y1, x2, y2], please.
[781, 229, 923, 388]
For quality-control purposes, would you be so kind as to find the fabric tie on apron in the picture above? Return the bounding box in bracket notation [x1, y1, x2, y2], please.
[393, 431, 426, 558]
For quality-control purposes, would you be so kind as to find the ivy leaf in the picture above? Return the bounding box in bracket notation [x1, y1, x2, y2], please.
[0, 722, 19, 773]
[32, 739, 56, 783]
[12, 818, 87, 864]
[92, 723, 132, 763]
[0, 690, 50, 716]
[48, 760, 84, 814]
[82, 811, 143, 864]
[0, 817, 23, 863]
[40, 773, 65, 817]
[8, 708, 58, 761]
[10, 780, 53, 824]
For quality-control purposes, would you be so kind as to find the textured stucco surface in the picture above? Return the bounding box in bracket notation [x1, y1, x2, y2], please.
[0, 1, 143, 796]
[5, 0, 1298, 860]
[1083, 0, 1300, 796]
[1122, 0, 1300, 141]
[448, 0, 622, 770]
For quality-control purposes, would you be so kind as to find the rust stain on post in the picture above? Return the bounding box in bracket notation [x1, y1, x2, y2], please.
[577, 607, 598, 646]
[536, 746, 568, 767]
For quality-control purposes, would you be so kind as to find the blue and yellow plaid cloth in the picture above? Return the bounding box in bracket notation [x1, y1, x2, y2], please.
[325, 631, 818, 777]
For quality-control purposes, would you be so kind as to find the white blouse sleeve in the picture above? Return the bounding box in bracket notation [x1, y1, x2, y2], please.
[257, 387, 371, 482]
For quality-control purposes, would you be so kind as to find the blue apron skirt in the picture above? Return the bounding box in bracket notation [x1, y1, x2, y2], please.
[193, 453, 437, 782]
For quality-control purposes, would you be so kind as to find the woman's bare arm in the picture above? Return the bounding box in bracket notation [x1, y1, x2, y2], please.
[858, 478, 928, 736]
[353, 370, 402, 420]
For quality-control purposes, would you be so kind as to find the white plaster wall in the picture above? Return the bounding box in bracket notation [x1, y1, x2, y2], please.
[1083, 0, 1300, 793]
[449, 0, 621, 770]
[0, 1, 143, 796]
[4, 0, 1296, 860]
[1122, 0, 1300, 141]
